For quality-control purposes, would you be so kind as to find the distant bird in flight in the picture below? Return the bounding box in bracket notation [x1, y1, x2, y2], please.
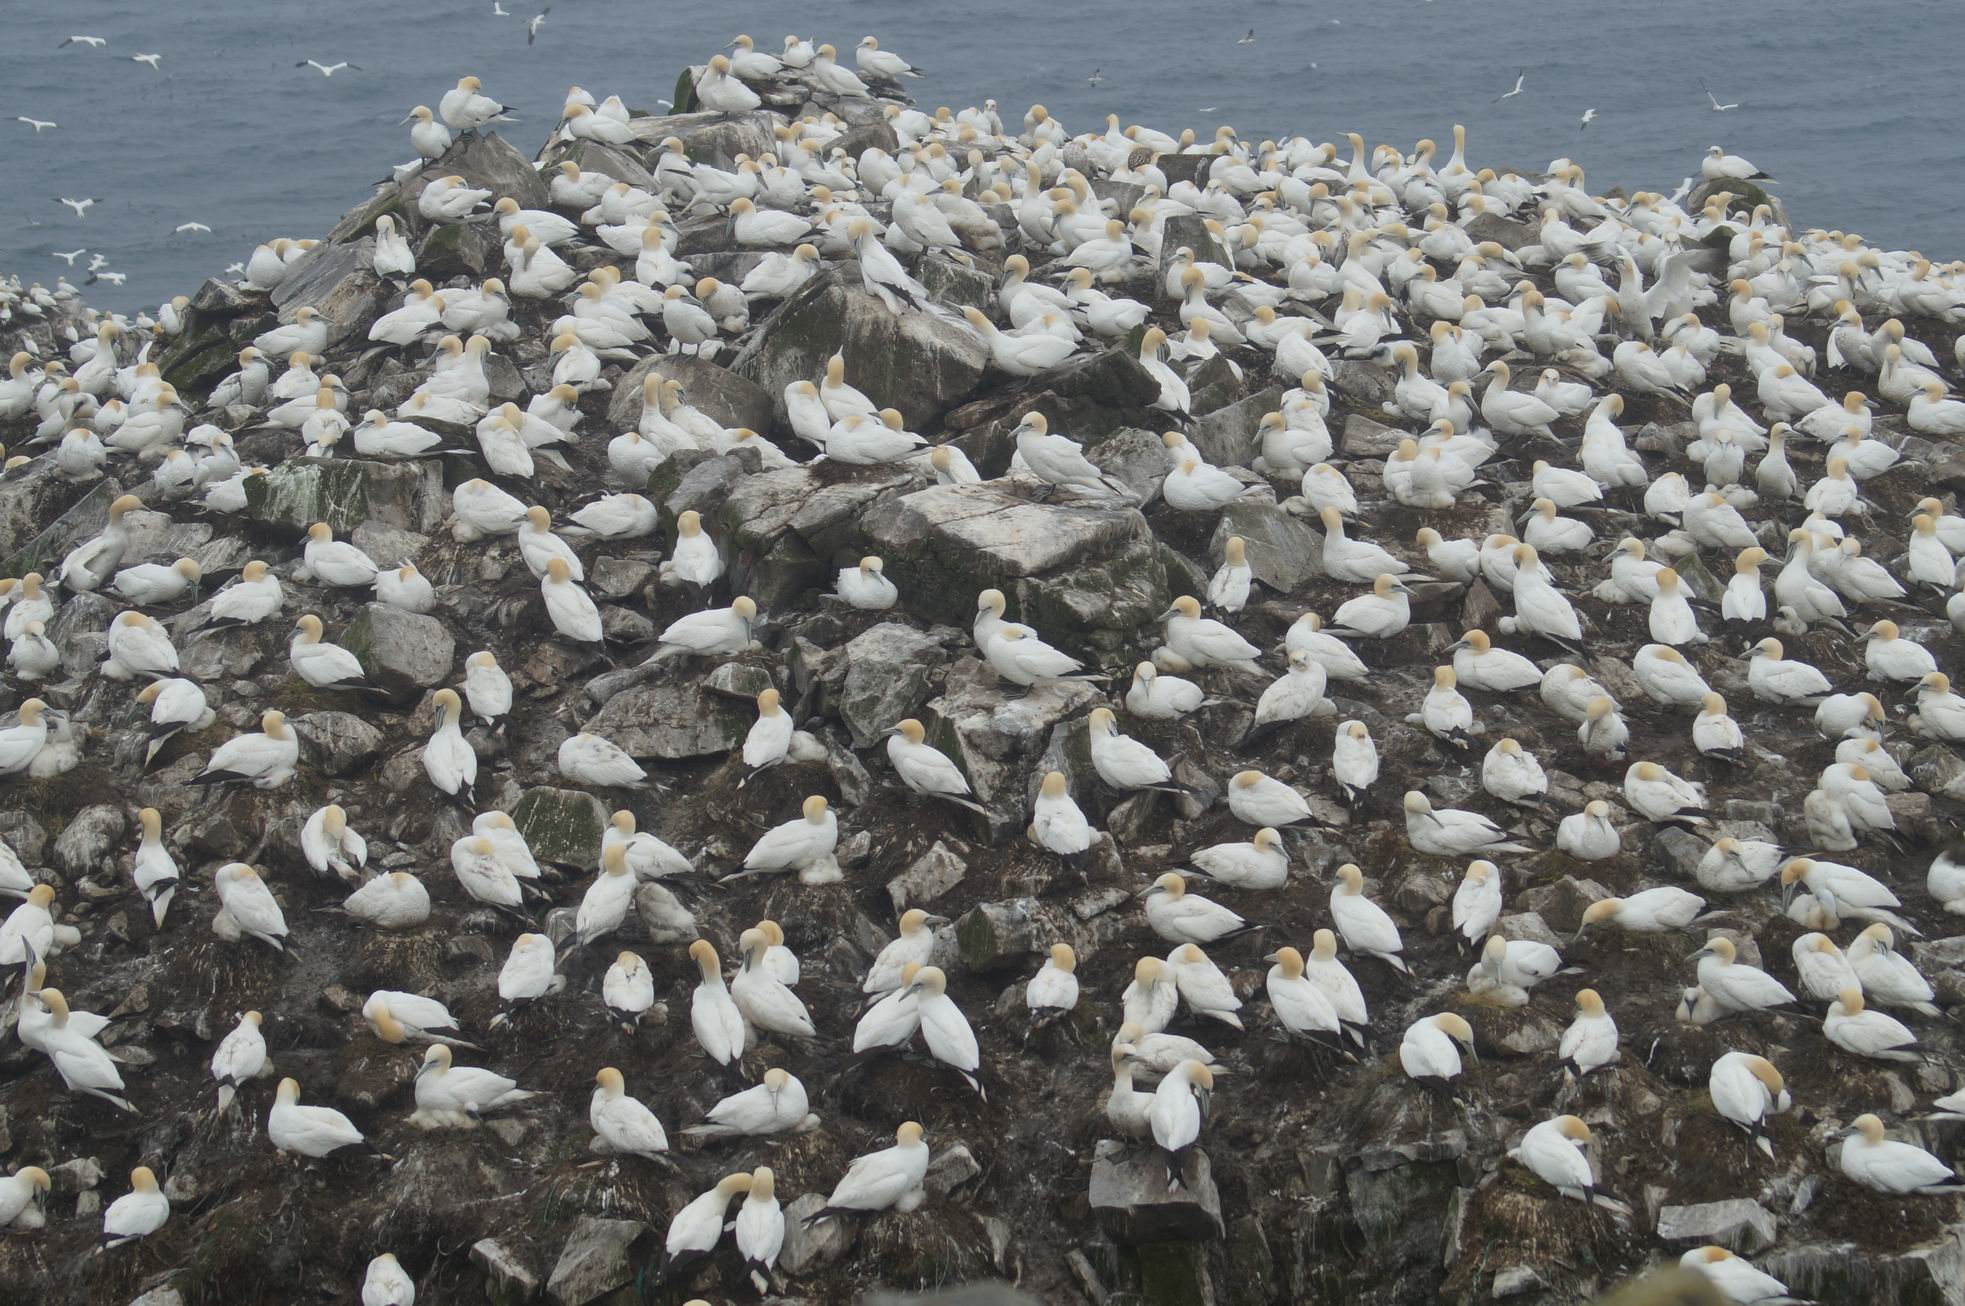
[527, 7, 550, 43]
[16, 117, 56, 132]
[58, 35, 107, 49]
[56, 197, 100, 218]
[1702, 79, 1740, 112]
[225, 262, 247, 276]
[1578, 108, 1597, 132]
[130, 53, 162, 70]
[1493, 70, 1525, 102]
[1237, 28, 1256, 44]
[86, 254, 111, 272]
[1087, 68, 1104, 86]
[175, 221, 212, 234]
[87, 270, 126, 286]
[492, 1, 510, 13]
[51, 249, 84, 266]
[296, 59, 362, 77]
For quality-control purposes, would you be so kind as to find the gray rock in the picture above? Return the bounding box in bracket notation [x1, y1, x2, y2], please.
[349, 523, 429, 570]
[888, 840, 968, 912]
[733, 272, 988, 431]
[918, 253, 995, 313]
[1090, 427, 1174, 501]
[243, 456, 429, 533]
[580, 680, 749, 759]
[415, 221, 501, 280]
[1342, 412, 1407, 457]
[53, 806, 127, 877]
[472, 1237, 541, 1305]
[1088, 1139, 1224, 1242]
[47, 1156, 103, 1195]
[270, 239, 386, 350]
[390, 130, 551, 227]
[604, 354, 774, 434]
[925, 660, 1103, 833]
[861, 482, 1169, 648]
[838, 622, 952, 747]
[956, 897, 1043, 972]
[925, 1142, 983, 1198]
[545, 1216, 651, 1305]
[1489, 1265, 1547, 1298]
[589, 556, 654, 599]
[1157, 214, 1217, 295]
[1655, 1198, 1777, 1254]
[1759, 1225, 1965, 1305]
[292, 711, 385, 776]
[126, 1291, 185, 1306]
[777, 1192, 855, 1275]
[0, 465, 102, 564]
[1041, 349, 1163, 411]
[722, 463, 927, 608]
[511, 787, 609, 867]
[627, 108, 778, 164]
[343, 603, 455, 693]
[1192, 384, 1285, 469]
[1208, 499, 1322, 591]
[1462, 211, 1537, 253]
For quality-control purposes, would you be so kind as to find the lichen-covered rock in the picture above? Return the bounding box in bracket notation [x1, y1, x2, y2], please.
[242, 456, 434, 533]
[511, 786, 609, 867]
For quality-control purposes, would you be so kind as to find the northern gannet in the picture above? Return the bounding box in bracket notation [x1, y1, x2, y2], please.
[1839, 1113, 1962, 1194]
[411, 1044, 536, 1127]
[807, 1122, 929, 1222]
[270, 1078, 384, 1159]
[209, 1010, 268, 1113]
[102, 1167, 169, 1246]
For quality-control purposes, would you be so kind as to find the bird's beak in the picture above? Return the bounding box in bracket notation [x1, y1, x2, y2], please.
[1157, 607, 1180, 622]
[1137, 885, 1163, 899]
[398, 114, 416, 126]
[1261, 952, 1279, 963]
[1689, 945, 1713, 960]
[1446, 638, 1468, 652]
[924, 915, 950, 927]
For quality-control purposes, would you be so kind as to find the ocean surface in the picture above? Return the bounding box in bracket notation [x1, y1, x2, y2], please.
[3, 0, 1961, 315]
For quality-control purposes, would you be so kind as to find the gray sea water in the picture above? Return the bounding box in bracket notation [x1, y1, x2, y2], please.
[3, 0, 1960, 315]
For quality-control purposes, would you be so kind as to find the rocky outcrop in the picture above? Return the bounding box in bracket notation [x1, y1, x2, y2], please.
[733, 273, 989, 430]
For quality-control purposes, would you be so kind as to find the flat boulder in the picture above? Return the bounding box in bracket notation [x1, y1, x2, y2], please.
[1089, 1138, 1225, 1242]
[861, 481, 1168, 648]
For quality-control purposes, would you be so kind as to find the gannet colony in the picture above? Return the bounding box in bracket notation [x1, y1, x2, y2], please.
[3, 29, 1965, 1306]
